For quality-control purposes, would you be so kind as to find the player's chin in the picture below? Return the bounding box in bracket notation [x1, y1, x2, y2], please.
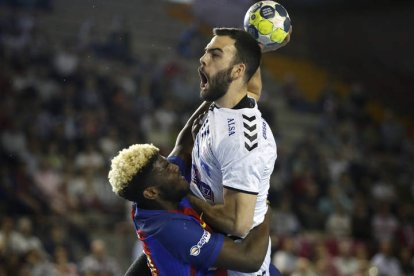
[162, 181, 189, 200]
[178, 177, 190, 190]
[200, 87, 209, 100]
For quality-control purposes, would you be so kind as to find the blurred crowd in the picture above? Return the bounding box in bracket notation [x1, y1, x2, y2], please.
[0, 4, 200, 275]
[269, 79, 414, 275]
[0, 3, 413, 276]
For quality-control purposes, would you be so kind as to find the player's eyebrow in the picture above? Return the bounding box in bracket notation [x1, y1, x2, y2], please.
[205, 47, 223, 54]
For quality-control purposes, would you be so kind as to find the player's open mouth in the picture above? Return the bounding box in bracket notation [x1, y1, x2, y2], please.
[198, 68, 209, 90]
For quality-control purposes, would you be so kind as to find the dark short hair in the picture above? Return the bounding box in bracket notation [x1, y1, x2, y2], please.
[213, 28, 261, 82]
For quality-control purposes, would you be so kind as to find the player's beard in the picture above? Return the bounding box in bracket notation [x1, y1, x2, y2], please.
[201, 66, 233, 102]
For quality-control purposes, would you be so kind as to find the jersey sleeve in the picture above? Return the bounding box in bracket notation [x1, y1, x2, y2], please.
[156, 217, 224, 269]
[215, 134, 264, 195]
[168, 156, 191, 183]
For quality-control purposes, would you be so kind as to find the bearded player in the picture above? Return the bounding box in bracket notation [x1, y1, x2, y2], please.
[188, 27, 290, 276]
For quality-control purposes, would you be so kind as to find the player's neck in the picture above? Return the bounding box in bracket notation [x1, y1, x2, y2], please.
[156, 198, 180, 211]
[215, 82, 248, 108]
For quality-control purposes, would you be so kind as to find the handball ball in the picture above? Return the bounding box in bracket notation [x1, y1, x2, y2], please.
[243, 1, 291, 50]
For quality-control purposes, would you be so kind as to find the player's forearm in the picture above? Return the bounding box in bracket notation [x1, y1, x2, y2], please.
[188, 195, 252, 237]
[169, 101, 210, 161]
[236, 208, 270, 269]
[177, 101, 210, 146]
[242, 206, 270, 255]
[214, 208, 270, 272]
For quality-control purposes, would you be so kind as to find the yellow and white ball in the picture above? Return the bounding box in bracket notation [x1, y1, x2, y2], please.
[244, 1, 291, 49]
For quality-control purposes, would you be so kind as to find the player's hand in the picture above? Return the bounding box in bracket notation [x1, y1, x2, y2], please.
[192, 112, 207, 141]
[260, 26, 292, 53]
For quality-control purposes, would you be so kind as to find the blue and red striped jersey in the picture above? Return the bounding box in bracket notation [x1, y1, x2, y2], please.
[131, 156, 227, 276]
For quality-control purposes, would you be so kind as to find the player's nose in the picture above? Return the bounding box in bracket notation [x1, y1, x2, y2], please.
[199, 53, 207, 66]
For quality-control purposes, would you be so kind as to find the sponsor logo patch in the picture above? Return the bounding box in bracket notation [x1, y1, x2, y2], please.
[262, 121, 267, 139]
[227, 118, 236, 136]
[190, 230, 211, 256]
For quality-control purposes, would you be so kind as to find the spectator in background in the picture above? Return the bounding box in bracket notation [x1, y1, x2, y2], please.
[44, 142, 65, 171]
[53, 41, 79, 78]
[271, 195, 301, 238]
[80, 239, 121, 276]
[272, 237, 298, 275]
[371, 172, 397, 204]
[354, 243, 371, 276]
[351, 193, 372, 243]
[53, 246, 79, 276]
[291, 257, 317, 276]
[396, 203, 414, 251]
[398, 246, 414, 276]
[312, 238, 338, 276]
[0, 217, 25, 255]
[380, 109, 405, 153]
[1, 120, 27, 159]
[74, 143, 105, 171]
[371, 202, 399, 243]
[43, 224, 76, 263]
[318, 185, 352, 218]
[296, 179, 325, 230]
[327, 150, 349, 185]
[371, 240, 402, 276]
[280, 74, 315, 113]
[33, 159, 66, 214]
[333, 239, 359, 276]
[325, 202, 352, 239]
[22, 247, 56, 276]
[99, 128, 120, 160]
[16, 217, 43, 254]
[0, 162, 46, 215]
[105, 15, 132, 61]
[176, 24, 205, 58]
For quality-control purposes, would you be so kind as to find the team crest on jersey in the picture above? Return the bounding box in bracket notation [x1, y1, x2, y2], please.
[199, 183, 214, 202]
[190, 230, 211, 256]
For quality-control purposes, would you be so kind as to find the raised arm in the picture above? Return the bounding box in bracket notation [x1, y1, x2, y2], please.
[168, 101, 210, 164]
[247, 26, 292, 102]
[247, 67, 262, 101]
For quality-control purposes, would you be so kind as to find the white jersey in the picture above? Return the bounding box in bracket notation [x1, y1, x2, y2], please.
[190, 97, 277, 275]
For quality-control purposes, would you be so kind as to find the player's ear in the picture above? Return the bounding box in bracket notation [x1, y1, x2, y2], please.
[143, 186, 160, 200]
[231, 63, 246, 81]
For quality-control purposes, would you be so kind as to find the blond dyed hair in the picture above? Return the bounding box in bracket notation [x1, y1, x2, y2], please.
[108, 144, 159, 195]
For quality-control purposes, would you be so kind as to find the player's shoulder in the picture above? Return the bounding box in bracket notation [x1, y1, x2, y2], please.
[210, 106, 262, 144]
[140, 211, 193, 232]
[143, 214, 200, 243]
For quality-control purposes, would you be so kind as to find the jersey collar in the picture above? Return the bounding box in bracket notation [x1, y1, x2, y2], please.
[134, 197, 191, 218]
[232, 95, 255, 109]
[210, 95, 255, 110]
